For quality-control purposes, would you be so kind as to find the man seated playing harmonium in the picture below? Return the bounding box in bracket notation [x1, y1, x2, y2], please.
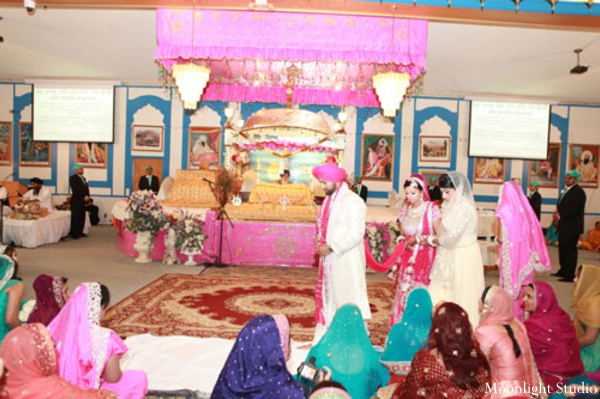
[11, 177, 53, 219]
[19, 178, 53, 210]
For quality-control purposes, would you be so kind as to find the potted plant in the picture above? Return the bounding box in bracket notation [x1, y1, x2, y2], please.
[124, 190, 165, 263]
[167, 210, 207, 266]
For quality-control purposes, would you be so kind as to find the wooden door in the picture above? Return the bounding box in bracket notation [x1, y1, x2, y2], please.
[133, 158, 163, 192]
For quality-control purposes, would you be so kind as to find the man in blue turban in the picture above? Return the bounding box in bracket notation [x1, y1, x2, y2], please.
[527, 180, 541, 220]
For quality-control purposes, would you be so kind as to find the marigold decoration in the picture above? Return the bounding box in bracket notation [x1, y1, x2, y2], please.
[165, 210, 207, 252]
[124, 190, 165, 235]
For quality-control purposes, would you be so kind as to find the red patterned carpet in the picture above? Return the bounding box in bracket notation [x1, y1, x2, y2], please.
[103, 271, 394, 345]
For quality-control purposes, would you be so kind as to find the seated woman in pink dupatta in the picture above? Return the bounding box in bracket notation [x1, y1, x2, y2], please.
[523, 281, 583, 391]
[389, 173, 440, 325]
[47, 282, 148, 398]
[475, 285, 541, 398]
[27, 274, 71, 325]
[496, 181, 551, 321]
[0, 323, 116, 398]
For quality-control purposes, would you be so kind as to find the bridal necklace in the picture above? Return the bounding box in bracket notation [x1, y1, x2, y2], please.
[407, 200, 425, 220]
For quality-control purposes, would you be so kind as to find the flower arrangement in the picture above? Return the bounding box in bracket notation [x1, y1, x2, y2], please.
[365, 222, 399, 262]
[213, 167, 243, 212]
[165, 210, 207, 252]
[124, 190, 165, 235]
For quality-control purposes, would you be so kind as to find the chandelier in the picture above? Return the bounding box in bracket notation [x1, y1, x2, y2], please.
[172, 62, 210, 110]
[372, 15, 418, 117]
[373, 72, 410, 117]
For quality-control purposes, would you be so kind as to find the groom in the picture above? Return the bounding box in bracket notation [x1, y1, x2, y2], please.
[312, 162, 370, 343]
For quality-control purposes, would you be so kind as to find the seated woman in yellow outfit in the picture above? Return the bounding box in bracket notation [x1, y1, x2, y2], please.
[572, 265, 600, 373]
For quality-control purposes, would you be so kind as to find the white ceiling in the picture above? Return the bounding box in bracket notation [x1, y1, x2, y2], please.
[1, 7, 600, 104]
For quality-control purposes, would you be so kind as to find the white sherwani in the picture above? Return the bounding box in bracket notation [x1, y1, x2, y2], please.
[23, 186, 54, 211]
[319, 183, 371, 330]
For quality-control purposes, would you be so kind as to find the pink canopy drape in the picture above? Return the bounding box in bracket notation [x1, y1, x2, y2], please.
[155, 9, 428, 107]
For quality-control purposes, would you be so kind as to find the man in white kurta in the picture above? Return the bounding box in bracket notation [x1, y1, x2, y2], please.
[312, 162, 371, 343]
[22, 177, 54, 211]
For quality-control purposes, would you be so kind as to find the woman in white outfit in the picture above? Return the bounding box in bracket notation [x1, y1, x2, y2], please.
[425, 172, 485, 326]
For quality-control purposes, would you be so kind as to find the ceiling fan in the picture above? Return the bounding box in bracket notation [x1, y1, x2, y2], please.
[570, 49, 589, 75]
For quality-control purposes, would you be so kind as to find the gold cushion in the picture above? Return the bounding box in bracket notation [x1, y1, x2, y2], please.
[162, 170, 219, 208]
[249, 182, 313, 206]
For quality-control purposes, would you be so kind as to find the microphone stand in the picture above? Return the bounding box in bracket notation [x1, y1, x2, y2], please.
[204, 179, 234, 268]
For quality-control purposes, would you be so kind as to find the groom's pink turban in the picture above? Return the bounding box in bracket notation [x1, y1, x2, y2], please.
[312, 163, 347, 182]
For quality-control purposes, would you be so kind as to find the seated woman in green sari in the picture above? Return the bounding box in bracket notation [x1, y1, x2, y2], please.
[380, 288, 433, 387]
[304, 304, 389, 399]
[0, 254, 24, 342]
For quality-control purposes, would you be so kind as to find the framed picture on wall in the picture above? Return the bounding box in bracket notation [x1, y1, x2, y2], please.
[568, 144, 599, 188]
[360, 134, 394, 181]
[419, 136, 451, 163]
[528, 143, 561, 188]
[473, 157, 506, 184]
[75, 143, 107, 169]
[132, 125, 164, 152]
[19, 122, 51, 167]
[189, 127, 221, 170]
[0, 122, 12, 166]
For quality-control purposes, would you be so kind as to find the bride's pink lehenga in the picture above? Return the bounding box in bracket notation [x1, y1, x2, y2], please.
[392, 200, 439, 325]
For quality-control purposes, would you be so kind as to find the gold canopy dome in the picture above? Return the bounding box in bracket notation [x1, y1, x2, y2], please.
[240, 108, 333, 137]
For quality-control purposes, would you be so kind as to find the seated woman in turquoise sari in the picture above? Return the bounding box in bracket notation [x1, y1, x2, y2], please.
[0, 254, 24, 342]
[380, 288, 432, 388]
[304, 304, 390, 399]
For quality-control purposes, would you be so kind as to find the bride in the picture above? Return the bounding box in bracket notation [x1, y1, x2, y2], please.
[425, 172, 485, 326]
[390, 173, 440, 325]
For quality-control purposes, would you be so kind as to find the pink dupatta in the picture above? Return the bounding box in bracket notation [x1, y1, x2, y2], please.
[476, 286, 540, 392]
[47, 282, 109, 389]
[524, 282, 583, 389]
[496, 182, 550, 302]
[1, 323, 115, 398]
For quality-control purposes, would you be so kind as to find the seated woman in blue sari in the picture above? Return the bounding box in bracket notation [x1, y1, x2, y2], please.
[380, 287, 432, 388]
[211, 314, 305, 398]
[304, 304, 390, 399]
